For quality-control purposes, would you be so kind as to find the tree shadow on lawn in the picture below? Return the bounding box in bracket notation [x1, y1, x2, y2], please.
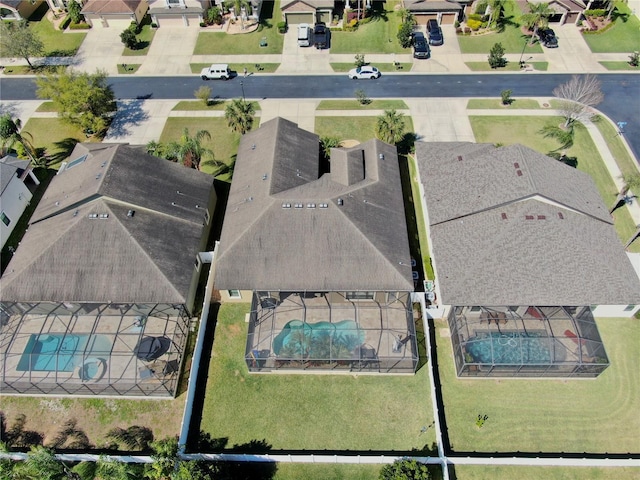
[105, 99, 150, 139]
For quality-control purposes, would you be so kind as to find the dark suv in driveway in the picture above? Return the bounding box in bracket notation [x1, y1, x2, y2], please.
[538, 28, 558, 48]
[411, 31, 430, 59]
[426, 19, 443, 46]
[313, 22, 328, 49]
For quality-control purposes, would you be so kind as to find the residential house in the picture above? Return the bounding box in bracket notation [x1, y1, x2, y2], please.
[0, 0, 44, 21]
[214, 118, 418, 373]
[415, 142, 640, 378]
[0, 154, 40, 249]
[0, 143, 216, 397]
[147, 0, 261, 27]
[281, 0, 334, 24]
[81, 0, 148, 28]
[403, 0, 471, 25]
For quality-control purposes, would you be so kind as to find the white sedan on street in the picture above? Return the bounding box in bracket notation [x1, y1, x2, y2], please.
[348, 66, 381, 80]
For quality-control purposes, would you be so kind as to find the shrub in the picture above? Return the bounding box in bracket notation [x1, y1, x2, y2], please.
[67, 0, 83, 24]
[354, 53, 366, 67]
[194, 85, 212, 106]
[355, 88, 371, 105]
[277, 21, 286, 33]
[120, 28, 137, 49]
[488, 42, 506, 68]
[501, 89, 513, 105]
[207, 6, 223, 25]
[467, 13, 483, 22]
[68, 22, 90, 30]
[59, 15, 71, 30]
[344, 18, 359, 31]
[475, 2, 488, 14]
[397, 21, 414, 48]
[151, 22, 158, 28]
[199, 22, 206, 27]
[629, 51, 640, 67]
[584, 9, 606, 17]
[359, 15, 372, 25]
[129, 21, 141, 34]
[454, 20, 460, 28]
[467, 18, 482, 31]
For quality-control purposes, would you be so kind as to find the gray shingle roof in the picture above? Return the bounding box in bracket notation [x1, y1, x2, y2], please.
[1, 154, 29, 195]
[1, 144, 214, 304]
[215, 118, 414, 291]
[416, 141, 640, 306]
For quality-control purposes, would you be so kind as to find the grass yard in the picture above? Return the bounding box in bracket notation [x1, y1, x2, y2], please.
[582, 3, 640, 53]
[407, 155, 434, 281]
[453, 465, 640, 480]
[592, 116, 640, 178]
[35, 101, 58, 112]
[469, 115, 640, 251]
[436, 317, 640, 453]
[194, 0, 283, 54]
[158, 117, 241, 178]
[273, 464, 382, 480]
[457, 2, 542, 54]
[172, 100, 261, 111]
[317, 99, 408, 110]
[330, 1, 407, 54]
[465, 61, 547, 71]
[599, 61, 639, 70]
[122, 19, 156, 56]
[21, 118, 94, 168]
[0, 395, 185, 450]
[467, 99, 544, 109]
[314, 116, 414, 144]
[0, 3, 86, 58]
[200, 303, 435, 451]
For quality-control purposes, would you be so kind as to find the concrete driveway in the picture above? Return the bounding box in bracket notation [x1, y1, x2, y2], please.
[73, 27, 124, 74]
[137, 26, 200, 75]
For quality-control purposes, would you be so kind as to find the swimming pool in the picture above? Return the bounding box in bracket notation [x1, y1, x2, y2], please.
[273, 320, 365, 359]
[17, 333, 112, 372]
[465, 332, 552, 365]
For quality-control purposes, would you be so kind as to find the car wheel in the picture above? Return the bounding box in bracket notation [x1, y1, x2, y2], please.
[222, 76, 228, 80]
[370, 75, 376, 79]
[201, 76, 208, 80]
[350, 76, 357, 80]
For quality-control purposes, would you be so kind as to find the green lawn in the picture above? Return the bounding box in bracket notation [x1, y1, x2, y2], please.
[273, 464, 381, 480]
[331, 62, 412, 72]
[21, 118, 92, 168]
[582, 3, 640, 53]
[0, 3, 86, 58]
[591, 116, 639, 178]
[317, 99, 408, 110]
[465, 61, 547, 71]
[330, 1, 407, 54]
[457, 2, 543, 54]
[437, 317, 640, 453]
[172, 100, 261, 111]
[122, 19, 156, 56]
[599, 61, 639, 70]
[467, 99, 544, 109]
[194, 0, 284, 54]
[190, 63, 280, 74]
[35, 101, 58, 112]
[469, 115, 640, 251]
[314, 116, 414, 143]
[453, 466, 640, 480]
[158, 117, 241, 178]
[200, 303, 435, 451]
[407, 155, 434, 281]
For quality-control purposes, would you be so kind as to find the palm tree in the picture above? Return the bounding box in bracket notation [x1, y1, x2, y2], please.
[487, 0, 506, 27]
[224, 99, 255, 135]
[520, 2, 554, 45]
[168, 128, 214, 170]
[376, 109, 406, 145]
[16, 446, 64, 480]
[226, 0, 252, 29]
[0, 113, 39, 166]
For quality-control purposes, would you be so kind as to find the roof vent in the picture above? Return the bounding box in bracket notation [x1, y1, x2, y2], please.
[171, 202, 176, 206]
[252, 144, 256, 150]
[307, 203, 316, 208]
[101, 162, 106, 167]
[516, 170, 523, 176]
[558, 212, 564, 219]
[262, 174, 268, 180]
[127, 210, 135, 218]
[513, 162, 520, 168]
[88, 213, 99, 219]
[73, 210, 79, 217]
[337, 198, 343, 206]
[294, 203, 303, 209]
[99, 213, 109, 219]
[525, 215, 534, 220]
[319, 203, 328, 209]
[95, 173, 101, 180]
[537, 215, 546, 220]
[457, 155, 463, 161]
[282, 203, 291, 209]
[501, 213, 507, 220]
[55, 201, 60, 206]
[379, 153, 384, 160]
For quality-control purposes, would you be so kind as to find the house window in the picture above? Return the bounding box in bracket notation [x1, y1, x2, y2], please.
[1, 212, 10, 226]
[194, 255, 201, 271]
[166, 0, 184, 6]
[204, 209, 210, 224]
[624, 305, 636, 311]
[469, 306, 481, 312]
[346, 291, 374, 300]
[228, 290, 241, 299]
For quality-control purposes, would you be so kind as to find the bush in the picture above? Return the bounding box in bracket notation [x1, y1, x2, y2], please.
[467, 19, 482, 31]
[488, 42, 506, 68]
[277, 21, 286, 33]
[467, 13, 483, 22]
[194, 85, 212, 106]
[344, 18, 359, 31]
[199, 22, 206, 27]
[397, 21, 414, 48]
[584, 9, 606, 17]
[354, 53, 366, 67]
[207, 6, 223, 25]
[59, 15, 71, 30]
[501, 89, 513, 105]
[129, 21, 141, 34]
[151, 22, 158, 28]
[629, 51, 640, 67]
[67, 0, 83, 24]
[454, 20, 460, 28]
[355, 88, 371, 105]
[120, 28, 137, 49]
[68, 22, 90, 30]
[475, 2, 488, 15]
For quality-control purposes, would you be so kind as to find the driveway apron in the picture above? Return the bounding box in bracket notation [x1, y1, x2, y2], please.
[137, 26, 199, 75]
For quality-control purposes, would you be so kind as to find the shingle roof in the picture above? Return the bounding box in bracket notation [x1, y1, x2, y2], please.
[281, 0, 334, 11]
[404, 0, 464, 12]
[214, 118, 413, 292]
[0, 154, 29, 195]
[81, 0, 142, 14]
[416, 142, 640, 306]
[1, 144, 214, 304]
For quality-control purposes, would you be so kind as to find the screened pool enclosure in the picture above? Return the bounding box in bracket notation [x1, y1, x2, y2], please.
[245, 291, 418, 373]
[0, 302, 189, 397]
[449, 306, 609, 377]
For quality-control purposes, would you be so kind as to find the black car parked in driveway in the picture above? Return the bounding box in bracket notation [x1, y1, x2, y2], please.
[411, 31, 430, 59]
[538, 28, 558, 48]
[313, 22, 328, 49]
[426, 19, 444, 46]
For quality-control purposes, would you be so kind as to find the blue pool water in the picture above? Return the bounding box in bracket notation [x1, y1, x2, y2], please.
[273, 320, 365, 358]
[465, 332, 552, 364]
[17, 333, 112, 372]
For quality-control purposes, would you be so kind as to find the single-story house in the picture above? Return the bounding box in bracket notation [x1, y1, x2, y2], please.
[214, 117, 418, 374]
[281, 0, 334, 24]
[81, 0, 148, 28]
[403, 0, 472, 25]
[0, 154, 40, 249]
[415, 141, 640, 378]
[520, 0, 591, 25]
[0, 0, 43, 20]
[148, 0, 261, 27]
[0, 143, 216, 397]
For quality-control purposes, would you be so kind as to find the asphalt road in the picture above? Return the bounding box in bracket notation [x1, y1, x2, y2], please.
[1, 73, 638, 158]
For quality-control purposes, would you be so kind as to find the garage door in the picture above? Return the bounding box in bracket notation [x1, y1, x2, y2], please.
[103, 17, 135, 29]
[416, 14, 437, 26]
[441, 13, 456, 25]
[285, 12, 313, 24]
[156, 14, 186, 27]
